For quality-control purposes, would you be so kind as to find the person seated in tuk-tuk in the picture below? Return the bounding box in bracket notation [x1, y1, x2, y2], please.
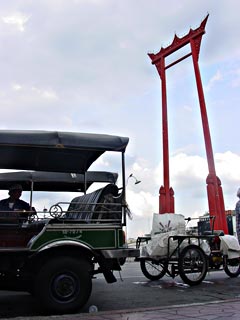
[0, 184, 35, 222]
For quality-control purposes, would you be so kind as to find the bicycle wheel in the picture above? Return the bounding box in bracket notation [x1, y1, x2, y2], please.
[140, 259, 167, 280]
[178, 245, 208, 286]
[224, 256, 240, 278]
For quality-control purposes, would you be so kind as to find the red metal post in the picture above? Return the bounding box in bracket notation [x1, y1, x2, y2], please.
[190, 38, 228, 233]
[157, 57, 175, 214]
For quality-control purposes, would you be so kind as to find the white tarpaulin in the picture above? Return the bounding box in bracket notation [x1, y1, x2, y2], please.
[144, 231, 183, 257]
[220, 235, 240, 259]
[141, 213, 211, 258]
[141, 213, 186, 258]
[151, 213, 186, 236]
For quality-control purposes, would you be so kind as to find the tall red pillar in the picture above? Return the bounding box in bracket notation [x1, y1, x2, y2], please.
[155, 57, 175, 214]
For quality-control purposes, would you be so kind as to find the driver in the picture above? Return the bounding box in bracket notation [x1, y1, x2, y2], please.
[0, 184, 35, 221]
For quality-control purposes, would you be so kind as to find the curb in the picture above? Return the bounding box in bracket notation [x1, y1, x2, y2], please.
[82, 297, 240, 316]
[8, 298, 240, 320]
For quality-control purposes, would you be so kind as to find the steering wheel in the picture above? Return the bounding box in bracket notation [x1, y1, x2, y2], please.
[49, 204, 63, 218]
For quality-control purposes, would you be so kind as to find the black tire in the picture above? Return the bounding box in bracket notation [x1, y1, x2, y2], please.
[140, 259, 167, 280]
[179, 245, 208, 286]
[224, 256, 240, 278]
[35, 256, 92, 314]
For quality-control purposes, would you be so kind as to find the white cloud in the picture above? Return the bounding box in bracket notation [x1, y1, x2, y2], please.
[2, 12, 30, 32]
[92, 156, 110, 169]
[205, 70, 223, 92]
[127, 190, 157, 217]
[231, 68, 240, 88]
[171, 153, 208, 183]
[183, 105, 192, 112]
[215, 151, 240, 182]
[31, 87, 58, 101]
[12, 83, 22, 91]
[126, 151, 240, 237]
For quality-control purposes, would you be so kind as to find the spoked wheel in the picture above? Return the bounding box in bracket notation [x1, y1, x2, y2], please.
[224, 256, 240, 277]
[35, 256, 92, 313]
[178, 245, 208, 286]
[140, 259, 167, 280]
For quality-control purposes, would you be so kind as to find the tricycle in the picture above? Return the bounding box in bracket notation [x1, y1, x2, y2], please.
[136, 214, 240, 286]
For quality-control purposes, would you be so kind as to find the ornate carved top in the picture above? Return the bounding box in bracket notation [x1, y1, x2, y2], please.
[149, 14, 209, 65]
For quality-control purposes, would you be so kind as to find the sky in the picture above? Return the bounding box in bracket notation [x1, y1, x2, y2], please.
[0, 0, 239, 238]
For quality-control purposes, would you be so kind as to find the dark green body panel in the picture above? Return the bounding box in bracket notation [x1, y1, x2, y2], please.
[30, 225, 125, 250]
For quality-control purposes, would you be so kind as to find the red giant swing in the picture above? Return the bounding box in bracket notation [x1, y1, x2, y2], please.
[148, 15, 228, 234]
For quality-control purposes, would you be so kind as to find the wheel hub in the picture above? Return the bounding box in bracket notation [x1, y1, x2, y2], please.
[52, 273, 78, 301]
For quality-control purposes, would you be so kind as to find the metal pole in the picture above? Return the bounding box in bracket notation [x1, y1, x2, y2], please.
[122, 152, 126, 226]
[190, 39, 228, 233]
[160, 58, 171, 213]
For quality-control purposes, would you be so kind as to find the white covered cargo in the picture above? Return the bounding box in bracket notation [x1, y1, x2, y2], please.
[220, 235, 240, 259]
[141, 213, 186, 258]
[141, 213, 211, 258]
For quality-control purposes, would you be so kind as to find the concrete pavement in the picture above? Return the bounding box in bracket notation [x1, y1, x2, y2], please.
[10, 299, 240, 320]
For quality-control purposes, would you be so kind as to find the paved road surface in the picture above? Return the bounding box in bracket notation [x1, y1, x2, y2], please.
[0, 261, 240, 318]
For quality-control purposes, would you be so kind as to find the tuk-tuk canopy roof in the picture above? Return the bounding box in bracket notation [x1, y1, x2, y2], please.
[0, 171, 118, 192]
[0, 130, 129, 173]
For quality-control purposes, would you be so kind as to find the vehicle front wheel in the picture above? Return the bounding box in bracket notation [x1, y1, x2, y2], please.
[35, 256, 92, 314]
